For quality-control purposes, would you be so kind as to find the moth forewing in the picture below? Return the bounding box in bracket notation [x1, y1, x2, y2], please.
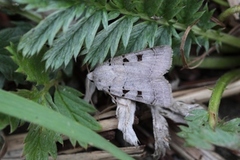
[87, 46, 173, 106]
[110, 46, 172, 76]
[106, 77, 173, 107]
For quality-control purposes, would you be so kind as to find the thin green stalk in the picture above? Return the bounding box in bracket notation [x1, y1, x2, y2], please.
[211, 0, 229, 7]
[208, 69, 240, 129]
[173, 55, 240, 69]
[0, 0, 42, 23]
[219, 5, 240, 21]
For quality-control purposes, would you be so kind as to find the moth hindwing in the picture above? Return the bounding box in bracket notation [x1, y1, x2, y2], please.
[87, 46, 173, 107]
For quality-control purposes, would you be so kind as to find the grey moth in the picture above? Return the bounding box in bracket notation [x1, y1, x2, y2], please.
[87, 46, 173, 107]
[87, 46, 173, 158]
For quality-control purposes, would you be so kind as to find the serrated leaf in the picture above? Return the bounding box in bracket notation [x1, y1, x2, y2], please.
[0, 113, 10, 130]
[122, 0, 144, 13]
[109, 0, 124, 9]
[120, 16, 135, 47]
[178, 109, 240, 150]
[197, 5, 216, 30]
[0, 24, 31, 83]
[43, 10, 102, 70]
[24, 125, 62, 160]
[54, 86, 100, 148]
[83, 16, 138, 68]
[43, 92, 59, 111]
[220, 118, 240, 132]
[0, 24, 31, 55]
[195, 36, 210, 53]
[144, 0, 163, 17]
[54, 86, 101, 130]
[118, 21, 158, 55]
[7, 44, 49, 85]
[158, 0, 183, 20]
[154, 25, 172, 46]
[176, 0, 204, 25]
[15, 88, 41, 102]
[14, 0, 76, 11]
[18, 4, 85, 57]
[58, 86, 96, 113]
[0, 54, 25, 83]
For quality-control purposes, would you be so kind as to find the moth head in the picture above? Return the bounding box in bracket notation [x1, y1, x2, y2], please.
[87, 65, 116, 91]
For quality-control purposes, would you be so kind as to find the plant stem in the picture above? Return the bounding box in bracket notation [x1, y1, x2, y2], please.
[175, 23, 240, 49]
[208, 69, 240, 129]
[112, 8, 240, 49]
[173, 55, 240, 69]
[219, 4, 240, 21]
[0, 0, 42, 23]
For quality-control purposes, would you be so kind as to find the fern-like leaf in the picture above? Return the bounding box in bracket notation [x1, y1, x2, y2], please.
[24, 125, 62, 160]
[18, 4, 85, 56]
[117, 21, 158, 55]
[176, 0, 204, 25]
[197, 5, 216, 30]
[83, 16, 139, 68]
[0, 24, 31, 83]
[144, 0, 163, 17]
[178, 109, 240, 150]
[14, 0, 77, 11]
[43, 9, 104, 70]
[7, 44, 49, 85]
[158, 0, 183, 20]
[54, 85, 101, 147]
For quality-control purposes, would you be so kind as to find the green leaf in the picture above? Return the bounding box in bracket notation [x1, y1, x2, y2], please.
[0, 24, 31, 83]
[117, 21, 158, 55]
[43, 9, 102, 70]
[0, 54, 25, 83]
[154, 25, 173, 46]
[54, 85, 101, 147]
[144, 0, 163, 17]
[15, 88, 42, 102]
[158, 0, 183, 20]
[178, 109, 240, 150]
[83, 16, 139, 68]
[122, 0, 144, 13]
[18, 4, 85, 57]
[195, 36, 210, 52]
[0, 113, 10, 130]
[176, 0, 204, 25]
[54, 85, 101, 130]
[109, 0, 124, 9]
[14, 0, 77, 11]
[0, 23, 31, 55]
[57, 86, 96, 113]
[24, 125, 62, 160]
[0, 89, 133, 160]
[7, 44, 49, 85]
[197, 5, 216, 30]
[220, 118, 240, 132]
